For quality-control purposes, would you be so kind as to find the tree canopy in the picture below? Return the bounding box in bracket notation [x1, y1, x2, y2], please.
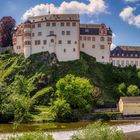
[0, 16, 16, 47]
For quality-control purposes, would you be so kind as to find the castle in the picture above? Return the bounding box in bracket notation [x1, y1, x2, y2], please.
[12, 14, 112, 63]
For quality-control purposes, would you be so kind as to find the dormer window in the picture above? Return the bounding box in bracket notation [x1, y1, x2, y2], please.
[85, 29, 89, 32]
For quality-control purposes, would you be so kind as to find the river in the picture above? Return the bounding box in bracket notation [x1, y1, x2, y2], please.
[1, 120, 140, 140]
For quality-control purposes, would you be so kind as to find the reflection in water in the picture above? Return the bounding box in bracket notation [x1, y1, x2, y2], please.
[1, 120, 140, 140]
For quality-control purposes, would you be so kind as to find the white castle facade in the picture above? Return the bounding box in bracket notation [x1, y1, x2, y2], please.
[13, 14, 112, 62]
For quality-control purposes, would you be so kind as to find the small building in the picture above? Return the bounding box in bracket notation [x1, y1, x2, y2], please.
[118, 97, 140, 115]
[111, 46, 140, 68]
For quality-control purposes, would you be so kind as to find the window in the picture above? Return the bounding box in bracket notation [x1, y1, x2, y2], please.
[85, 29, 89, 32]
[51, 39, 54, 43]
[67, 40, 71, 44]
[25, 41, 31, 45]
[131, 61, 134, 65]
[43, 40, 47, 45]
[117, 60, 120, 66]
[66, 22, 70, 26]
[121, 60, 124, 66]
[32, 24, 35, 28]
[32, 33, 35, 37]
[58, 40, 62, 44]
[100, 45, 105, 49]
[38, 32, 42, 36]
[92, 37, 95, 41]
[66, 31, 70, 35]
[61, 22, 64, 26]
[17, 46, 21, 49]
[112, 60, 115, 66]
[92, 45, 95, 49]
[126, 60, 129, 65]
[102, 56, 104, 59]
[38, 23, 41, 27]
[75, 41, 77, 44]
[108, 37, 112, 42]
[73, 48, 76, 52]
[46, 22, 50, 26]
[87, 37, 91, 41]
[64, 49, 66, 52]
[84, 36, 86, 41]
[52, 22, 56, 26]
[100, 37, 105, 41]
[35, 40, 40, 45]
[135, 61, 138, 66]
[82, 43, 84, 48]
[80, 36, 82, 40]
[25, 33, 31, 36]
[72, 22, 76, 26]
[50, 31, 54, 35]
[62, 31, 65, 35]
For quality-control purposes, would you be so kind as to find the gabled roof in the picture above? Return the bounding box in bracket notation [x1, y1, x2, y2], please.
[120, 96, 140, 103]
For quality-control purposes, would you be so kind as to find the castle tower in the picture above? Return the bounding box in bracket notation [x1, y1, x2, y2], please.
[24, 20, 31, 58]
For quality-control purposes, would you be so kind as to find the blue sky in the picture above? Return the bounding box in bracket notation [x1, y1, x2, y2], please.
[0, 0, 140, 47]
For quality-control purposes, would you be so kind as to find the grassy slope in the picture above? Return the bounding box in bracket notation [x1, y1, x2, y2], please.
[0, 51, 139, 106]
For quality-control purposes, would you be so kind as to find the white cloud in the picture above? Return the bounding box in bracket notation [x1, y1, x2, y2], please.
[112, 33, 116, 38]
[111, 43, 117, 50]
[22, 0, 107, 21]
[119, 6, 140, 28]
[125, 0, 140, 2]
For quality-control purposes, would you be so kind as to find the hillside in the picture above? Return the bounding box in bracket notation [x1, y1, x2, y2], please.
[0, 51, 139, 107]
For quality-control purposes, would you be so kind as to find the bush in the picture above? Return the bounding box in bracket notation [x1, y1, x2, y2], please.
[50, 98, 72, 121]
[6, 132, 54, 140]
[71, 121, 125, 140]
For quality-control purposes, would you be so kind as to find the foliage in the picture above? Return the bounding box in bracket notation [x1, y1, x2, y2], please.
[1, 52, 140, 122]
[71, 121, 125, 140]
[0, 16, 16, 47]
[127, 85, 140, 96]
[50, 98, 72, 120]
[5, 132, 54, 140]
[55, 74, 93, 112]
[32, 87, 54, 105]
[115, 83, 127, 97]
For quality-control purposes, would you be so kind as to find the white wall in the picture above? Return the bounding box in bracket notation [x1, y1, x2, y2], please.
[111, 57, 140, 68]
[30, 21, 80, 61]
[80, 35, 111, 63]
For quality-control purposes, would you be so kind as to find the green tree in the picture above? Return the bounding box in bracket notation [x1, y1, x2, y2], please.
[1, 75, 34, 122]
[50, 98, 72, 120]
[127, 85, 140, 96]
[71, 121, 125, 140]
[115, 83, 127, 97]
[55, 74, 93, 112]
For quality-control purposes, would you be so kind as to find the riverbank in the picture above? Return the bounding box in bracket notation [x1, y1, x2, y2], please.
[1, 123, 140, 140]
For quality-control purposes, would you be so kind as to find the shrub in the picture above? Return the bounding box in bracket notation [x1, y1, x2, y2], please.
[71, 121, 125, 140]
[6, 132, 54, 140]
